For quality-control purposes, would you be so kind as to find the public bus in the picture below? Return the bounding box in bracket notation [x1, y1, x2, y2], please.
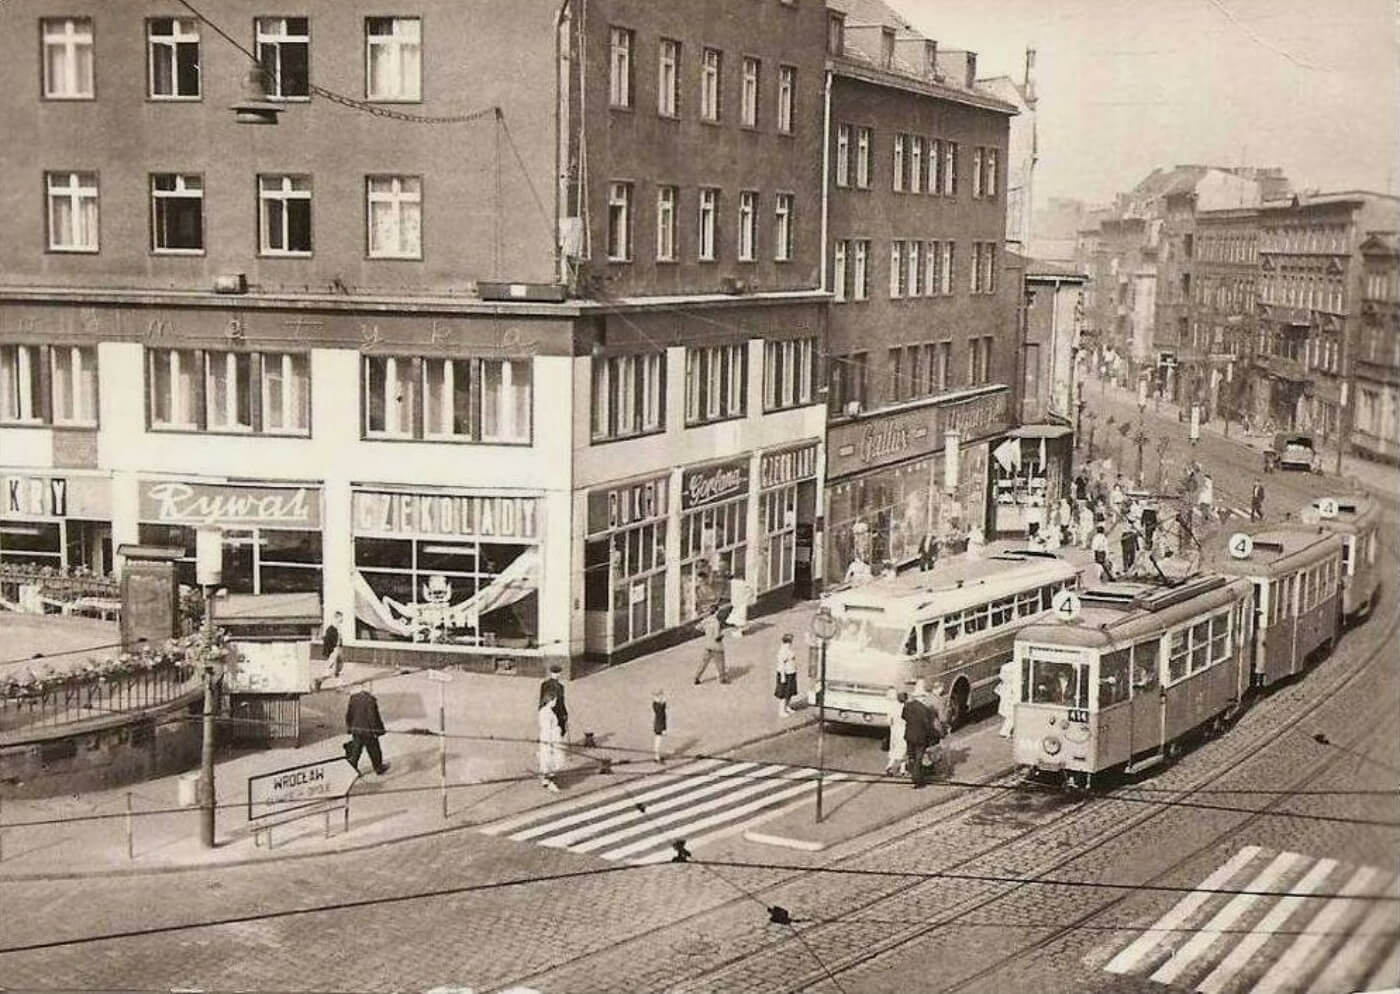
[1010, 574, 1255, 787]
[810, 550, 1086, 731]
[1215, 527, 1344, 687]
[1306, 495, 1382, 622]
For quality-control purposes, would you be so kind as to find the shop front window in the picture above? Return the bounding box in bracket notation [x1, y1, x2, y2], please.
[0, 520, 62, 567]
[681, 497, 747, 620]
[136, 523, 323, 595]
[759, 485, 797, 591]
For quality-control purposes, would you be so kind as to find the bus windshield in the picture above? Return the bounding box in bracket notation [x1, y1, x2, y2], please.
[831, 614, 915, 655]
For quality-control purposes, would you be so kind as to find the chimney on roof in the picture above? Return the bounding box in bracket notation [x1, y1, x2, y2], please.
[1023, 48, 1037, 106]
[966, 51, 977, 87]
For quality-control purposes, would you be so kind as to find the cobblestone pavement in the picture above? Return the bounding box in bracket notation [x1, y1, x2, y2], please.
[0, 415, 1391, 994]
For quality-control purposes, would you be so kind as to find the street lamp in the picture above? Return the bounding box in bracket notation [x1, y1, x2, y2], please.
[1156, 436, 1171, 488]
[1135, 427, 1150, 485]
[809, 605, 838, 823]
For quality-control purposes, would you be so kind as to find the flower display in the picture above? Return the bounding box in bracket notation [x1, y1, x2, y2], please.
[0, 627, 235, 700]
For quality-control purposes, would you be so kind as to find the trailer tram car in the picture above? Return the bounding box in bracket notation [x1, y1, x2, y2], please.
[813, 551, 1086, 731]
[1306, 495, 1382, 622]
[1011, 575, 1255, 787]
[1214, 528, 1344, 687]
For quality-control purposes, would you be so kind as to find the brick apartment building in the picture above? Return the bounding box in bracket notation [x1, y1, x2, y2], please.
[1356, 232, 1400, 463]
[820, 0, 1017, 578]
[0, 0, 832, 671]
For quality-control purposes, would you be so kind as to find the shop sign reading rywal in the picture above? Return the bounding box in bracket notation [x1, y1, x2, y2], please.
[139, 481, 321, 529]
[682, 459, 750, 510]
[353, 491, 538, 540]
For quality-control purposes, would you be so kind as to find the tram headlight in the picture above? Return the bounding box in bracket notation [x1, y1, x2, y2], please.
[1042, 736, 1063, 756]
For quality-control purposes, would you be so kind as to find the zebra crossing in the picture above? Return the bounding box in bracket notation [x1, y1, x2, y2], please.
[1099, 844, 1400, 994]
[480, 758, 848, 865]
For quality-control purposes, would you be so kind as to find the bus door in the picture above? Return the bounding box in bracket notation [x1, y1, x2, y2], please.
[1128, 637, 1163, 758]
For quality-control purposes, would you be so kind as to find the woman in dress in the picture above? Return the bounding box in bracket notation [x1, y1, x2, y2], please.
[538, 692, 565, 793]
[774, 633, 798, 717]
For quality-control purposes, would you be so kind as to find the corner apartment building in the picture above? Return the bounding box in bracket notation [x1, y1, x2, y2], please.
[1252, 192, 1400, 442]
[0, 0, 830, 672]
[1355, 233, 1400, 463]
[820, 0, 1017, 578]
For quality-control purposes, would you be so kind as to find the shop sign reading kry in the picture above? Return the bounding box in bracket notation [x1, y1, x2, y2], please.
[4, 476, 67, 517]
[682, 460, 750, 509]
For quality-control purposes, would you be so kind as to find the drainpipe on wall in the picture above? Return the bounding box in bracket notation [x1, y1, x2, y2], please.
[819, 69, 833, 294]
[554, 0, 572, 286]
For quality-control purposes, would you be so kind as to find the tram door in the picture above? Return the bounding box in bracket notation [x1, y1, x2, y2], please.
[1128, 637, 1164, 757]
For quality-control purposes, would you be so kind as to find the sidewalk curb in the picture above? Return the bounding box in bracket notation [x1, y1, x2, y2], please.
[0, 714, 817, 881]
[742, 830, 827, 852]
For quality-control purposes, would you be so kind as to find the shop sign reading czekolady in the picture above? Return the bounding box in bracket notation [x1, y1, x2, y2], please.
[353, 491, 538, 541]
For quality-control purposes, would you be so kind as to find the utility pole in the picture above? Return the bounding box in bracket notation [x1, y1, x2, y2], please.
[810, 607, 836, 823]
[199, 583, 217, 849]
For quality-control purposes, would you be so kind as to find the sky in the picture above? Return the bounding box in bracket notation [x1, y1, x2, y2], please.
[890, 0, 1400, 208]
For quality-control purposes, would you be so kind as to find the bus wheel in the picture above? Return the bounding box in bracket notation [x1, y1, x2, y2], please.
[947, 682, 970, 730]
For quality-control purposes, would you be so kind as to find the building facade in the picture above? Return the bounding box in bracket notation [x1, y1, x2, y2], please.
[0, 0, 831, 672]
[1191, 207, 1260, 423]
[1252, 193, 1400, 443]
[821, 0, 1016, 579]
[1354, 232, 1400, 463]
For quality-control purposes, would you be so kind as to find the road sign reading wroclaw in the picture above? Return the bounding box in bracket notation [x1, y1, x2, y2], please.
[247, 756, 360, 821]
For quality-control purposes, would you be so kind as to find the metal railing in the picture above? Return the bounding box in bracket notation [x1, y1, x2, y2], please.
[0, 664, 200, 741]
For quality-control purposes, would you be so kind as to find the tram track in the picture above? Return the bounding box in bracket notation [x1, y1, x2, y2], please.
[746, 537, 1400, 994]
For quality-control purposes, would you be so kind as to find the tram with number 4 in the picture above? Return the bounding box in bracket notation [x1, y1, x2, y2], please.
[1306, 495, 1383, 622]
[1010, 525, 1345, 787]
[811, 549, 1088, 731]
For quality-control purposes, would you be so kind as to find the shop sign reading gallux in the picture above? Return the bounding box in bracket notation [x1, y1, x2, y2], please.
[353, 491, 537, 541]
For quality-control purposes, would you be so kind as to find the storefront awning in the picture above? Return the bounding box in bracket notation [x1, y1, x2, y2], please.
[1008, 425, 1073, 440]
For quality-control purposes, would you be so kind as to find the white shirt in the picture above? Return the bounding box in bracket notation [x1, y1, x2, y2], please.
[776, 644, 797, 676]
[1091, 532, 1108, 554]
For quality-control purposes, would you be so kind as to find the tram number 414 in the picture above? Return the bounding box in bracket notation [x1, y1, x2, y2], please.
[1229, 532, 1255, 560]
[1067, 709, 1090, 724]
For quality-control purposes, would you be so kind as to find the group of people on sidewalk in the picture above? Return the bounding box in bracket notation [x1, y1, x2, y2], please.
[883, 680, 951, 788]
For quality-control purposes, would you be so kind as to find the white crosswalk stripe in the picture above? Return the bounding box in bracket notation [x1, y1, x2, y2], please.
[1098, 845, 1400, 994]
[479, 759, 849, 865]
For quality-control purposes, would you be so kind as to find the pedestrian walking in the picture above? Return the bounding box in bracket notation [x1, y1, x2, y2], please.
[344, 684, 390, 775]
[1092, 525, 1115, 581]
[900, 690, 932, 788]
[996, 660, 1017, 738]
[1120, 526, 1139, 573]
[884, 688, 908, 776]
[1058, 497, 1074, 546]
[693, 608, 730, 685]
[1073, 471, 1089, 503]
[539, 663, 568, 736]
[316, 611, 345, 691]
[774, 633, 798, 717]
[651, 690, 668, 763]
[917, 531, 939, 571]
[1078, 501, 1096, 550]
[1251, 480, 1265, 522]
[967, 523, 986, 559]
[538, 691, 565, 792]
[1110, 476, 1126, 524]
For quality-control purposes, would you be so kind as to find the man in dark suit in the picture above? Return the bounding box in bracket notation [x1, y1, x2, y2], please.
[901, 692, 933, 788]
[539, 663, 568, 735]
[345, 684, 390, 775]
[917, 532, 938, 572]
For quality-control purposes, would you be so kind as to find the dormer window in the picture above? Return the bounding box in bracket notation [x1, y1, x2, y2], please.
[826, 12, 845, 56]
[881, 28, 895, 68]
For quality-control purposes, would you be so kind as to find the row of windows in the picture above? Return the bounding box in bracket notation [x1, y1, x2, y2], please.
[1259, 273, 1346, 313]
[1265, 557, 1338, 627]
[1195, 276, 1257, 314]
[39, 171, 422, 259]
[1261, 224, 1349, 256]
[39, 15, 418, 102]
[834, 126, 998, 200]
[1197, 232, 1258, 264]
[609, 28, 798, 134]
[606, 183, 794, 264]
[2, 341, 822, 442]
[1364, 269, 1400, 303]
[832, 239, 996, 303]
[1256, 328, 1342, 373]
[826, 335, 994, 414]
[588, 337, 818, 442]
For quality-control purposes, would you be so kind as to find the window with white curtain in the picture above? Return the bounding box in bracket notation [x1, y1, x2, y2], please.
[774, 194, 793, 262]
[656, 186, 677, 261]
[259, 174, 312, 255]
[0, 345, 43, 423]
[764, 337, 816, 411]
[685, 343, 746, 425]
[592, 352, 665, 441]
[609, 27, 633, 108]
[50, 346, 98, 425]
[701, 49, 721, 121]
[853, 239, 869, 300]
[42, 18, 94, 99]
[833, 240, 847, 302]
[367, 175, 422, 259]
[835, 125, 850, 187]
[205, 351, 254, 431]
[256, 17, 310, 99]
[777, 66, 795, 133]
[856, 127, 872, 188]
[261, 353, 311, 434]
[46, 171, 99, 252]
[658, 39, 680, 117]
[698, 188, 718, 261]
[365, 17, 421, 101]
[148, 348, 200, 429]
[738, 191, 757, 261]
[607, 182, 632, 261]
[147, 17, 201, 98]
[741, 57, 759, 126]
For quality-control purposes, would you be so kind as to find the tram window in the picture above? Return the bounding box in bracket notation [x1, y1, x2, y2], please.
[902, 629, 918, 656]
[1030, 659, 1084, 707]
[1341, 541, 1352, 572]
[1168, 629, 1189, 682]
[920, 621, 939, 654]
[1190, 620, 1210, 672]
[991, 597, 1015, 627]
[1210, 612, 1230, 663]
[1281, 576, 1293, 618]
[944, 611, 962, 643]
[1132, 638, 1161, 690]
[1306, 569, 1317, 610]
[1098, 649, 1131, 708]
[1040, 584, 1057, 606]
[1268, 580, 1279, 625]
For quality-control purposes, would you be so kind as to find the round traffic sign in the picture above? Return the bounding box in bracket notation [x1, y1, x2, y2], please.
[1052, 589, 1082, 623]
[810, 606, 838, 641]
[1228, 532, 1254, 560]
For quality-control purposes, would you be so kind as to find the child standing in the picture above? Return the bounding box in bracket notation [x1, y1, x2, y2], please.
[651, 690, 668, 763]
[775, 634, 798, 717]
